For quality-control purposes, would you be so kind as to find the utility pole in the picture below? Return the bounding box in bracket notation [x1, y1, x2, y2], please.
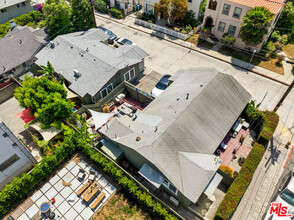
[89, 0, 97, 27]
[274, 79, 294, 112]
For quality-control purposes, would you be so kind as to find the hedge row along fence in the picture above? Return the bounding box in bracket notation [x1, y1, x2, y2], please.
[214, 143, 265, 220]
[0, 125, 178, 220]
[256, 111, 279, 145]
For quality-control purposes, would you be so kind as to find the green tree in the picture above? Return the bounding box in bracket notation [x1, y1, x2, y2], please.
[199, 0, 207, 22]
[170, 0, 188, 22]
[276, 2, 294, 39]
[38, 61, 58, 82]
[240, 7, 273, 46]
[71, 0, 95, 32]
[43, 0, 72, 39]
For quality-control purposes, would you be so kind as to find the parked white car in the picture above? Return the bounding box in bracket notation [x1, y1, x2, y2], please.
[114, 38, 136, 47]
[264, 171, 294, 219]
[151, 74, 172, 98]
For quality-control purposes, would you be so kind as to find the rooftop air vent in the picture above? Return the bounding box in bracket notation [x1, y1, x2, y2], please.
[20, 39, 22, 44]
[136, 137, 141, 141]
[50, 41, 55, 48]
[2, 132, 8, 137]
[9, 20, 16, 29]
[74, 69, 81, 79]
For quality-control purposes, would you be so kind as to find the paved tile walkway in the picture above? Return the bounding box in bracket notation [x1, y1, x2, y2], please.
[13, 160, 116, 220]
[219, 128, 250, 166]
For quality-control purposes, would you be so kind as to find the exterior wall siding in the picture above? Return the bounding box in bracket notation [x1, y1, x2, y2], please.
[203, 0, 279, 51]
[0, 0, 32, 24]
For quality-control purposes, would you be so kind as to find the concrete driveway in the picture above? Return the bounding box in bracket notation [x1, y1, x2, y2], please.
[136, 69, 162, 94]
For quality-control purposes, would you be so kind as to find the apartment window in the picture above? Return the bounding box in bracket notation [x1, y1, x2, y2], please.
[1, 9, 7, 13]
[222, 4, 231, 15]
[228, 25, 236, 36]
[0, 154, 20, 172]
[233, 7, 242, 18]
[100, 83, 113, 98]
[146, 3, 154, 14]
[124, 68, 135, 81]
[218, 22, 226, 32]
[208, 0, 217, 10]
[162, 179, 178, 195]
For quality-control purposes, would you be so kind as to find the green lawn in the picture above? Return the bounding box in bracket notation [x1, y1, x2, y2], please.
[218, 46, 284, 75]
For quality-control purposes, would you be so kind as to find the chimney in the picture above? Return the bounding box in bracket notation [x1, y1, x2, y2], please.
[9, 20, 16, 29]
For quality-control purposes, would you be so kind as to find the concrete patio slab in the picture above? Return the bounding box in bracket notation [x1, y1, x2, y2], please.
[40, 182, 51, 194]
[58, 200, 71, 215]
[98, 176, 108, 187]
[30, 190, 43, 202]
[63, 172, 75, 183]
[35, 195, 47, 208]
[70, 165, 80, 176]
[105, 183, 116, 195]
[21, 198, 33, 210]
[66, 161, 76, 170]
[25, 204, 39, 219]
[54, 179, 65, 192]
[78, 160, 89, 170]
[75, 215, 84, 220]
[49, 173, 60, 185]
[45, 187, 58, 201]
[60, 186, 73, 199]
[18, 212, 30, 220]
[52, 193, 64, 208]
[80, 206, 94, 219]
[73, 199, 86, 213]
[64, 207, 79, 220]
[52, 208, 62, 219]
[11, 207, 24, 219]
[70, 177, 82, 191]
[57, 167, 68, 178]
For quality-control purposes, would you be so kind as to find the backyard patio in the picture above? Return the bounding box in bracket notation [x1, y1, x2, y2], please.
[8, 157, 117, 220]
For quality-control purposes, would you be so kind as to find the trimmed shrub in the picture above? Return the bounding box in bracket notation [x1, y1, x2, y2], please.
[110, 8, 123, 19]
[95, 0, 108, 13]
[215, 143, 265, 220]
[257, 111, 279, 145]
[219, 165, 234, 178]
[221, 32, 236, 46]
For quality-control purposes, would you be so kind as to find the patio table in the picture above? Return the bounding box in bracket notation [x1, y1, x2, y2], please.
[117, 104, 133, 116]
[77, 180, 92, 196]
[82, 181, 101, 203]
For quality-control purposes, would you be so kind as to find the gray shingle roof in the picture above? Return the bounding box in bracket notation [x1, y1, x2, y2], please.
[35, 29, 148, 97]
[101, 68, 251, 203]
[0, 26, 48, 75]
[0, 0, 27, 9]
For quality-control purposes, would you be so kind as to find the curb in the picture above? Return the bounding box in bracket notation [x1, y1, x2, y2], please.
[95, 13, 290, 87]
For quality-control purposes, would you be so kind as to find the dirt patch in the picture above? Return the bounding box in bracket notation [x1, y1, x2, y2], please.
[91, 193, 152, 220]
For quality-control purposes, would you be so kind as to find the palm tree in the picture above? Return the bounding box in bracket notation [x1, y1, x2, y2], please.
[240, 7, 273, 46]
[38, 61, 58, 82]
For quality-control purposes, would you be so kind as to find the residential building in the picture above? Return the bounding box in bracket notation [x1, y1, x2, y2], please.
[202, 0, 285, 51]
[143, 0, 203, 19]
[0, 0, 32, 24]
[35, 28, 148, 104]
[100, 68, 251, 207]
[0, 119, 37, 190]
[0, 22, 48, 80]
[110, 0, 142, 14]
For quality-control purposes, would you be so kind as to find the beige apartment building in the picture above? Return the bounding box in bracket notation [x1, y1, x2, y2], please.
[202, 0, 285, 51]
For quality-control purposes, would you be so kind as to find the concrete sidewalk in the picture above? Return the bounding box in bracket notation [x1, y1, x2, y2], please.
[95, 11, 293, 85]
[231, 121, 292, 220]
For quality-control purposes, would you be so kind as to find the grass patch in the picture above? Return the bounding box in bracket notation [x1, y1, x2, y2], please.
[218, 46, 284, 74]
[187, 35, 214, 49]
[92, 193, 152, 220]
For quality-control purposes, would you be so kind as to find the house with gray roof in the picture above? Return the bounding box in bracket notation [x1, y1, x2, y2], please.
[0, 119, 37, 190]
[35, 28, 148, 104]
[100, 68, 251, 207]
[0, 24, 48, 79]
[0, 0, 32, 24]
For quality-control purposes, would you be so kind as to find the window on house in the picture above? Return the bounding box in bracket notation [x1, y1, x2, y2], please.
[168, 183, 178, 194]
[17, 4, 20, 7]
[208, 0, 217, 10]
[146, 4, 154, 14]
[0, 154, 20, 172]
[217, 22, 226, 32]
[233, 7, 242, 18]
[228, 25, 236, 36]
[124, 68, 135, 81]
[1, 9, 7, 13]
[188, 0, 192, 2]
[22, 2, 26, 6]
[100, 83, 113, 98]
[222, 4, 230, 15]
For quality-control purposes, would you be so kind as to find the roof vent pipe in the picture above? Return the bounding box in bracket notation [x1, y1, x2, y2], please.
[19, 39, 22, 44]
[154, 126, 157, 132]
[186, 93, 189, 100]
[50, 41, 55, 48]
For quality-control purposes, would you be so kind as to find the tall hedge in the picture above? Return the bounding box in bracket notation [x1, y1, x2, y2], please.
[257, 111, 279, 145]
[214, 143, 265, 220]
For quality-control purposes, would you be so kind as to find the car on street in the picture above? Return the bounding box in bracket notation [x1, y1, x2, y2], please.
[151, 74, 172, 98]
[114, 38, 135, 47]
[97, 26, 117, 44]
[264, 170, 294, 219]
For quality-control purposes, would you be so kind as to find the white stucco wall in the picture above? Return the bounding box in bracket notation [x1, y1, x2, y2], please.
[0, 0, 32, 24]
